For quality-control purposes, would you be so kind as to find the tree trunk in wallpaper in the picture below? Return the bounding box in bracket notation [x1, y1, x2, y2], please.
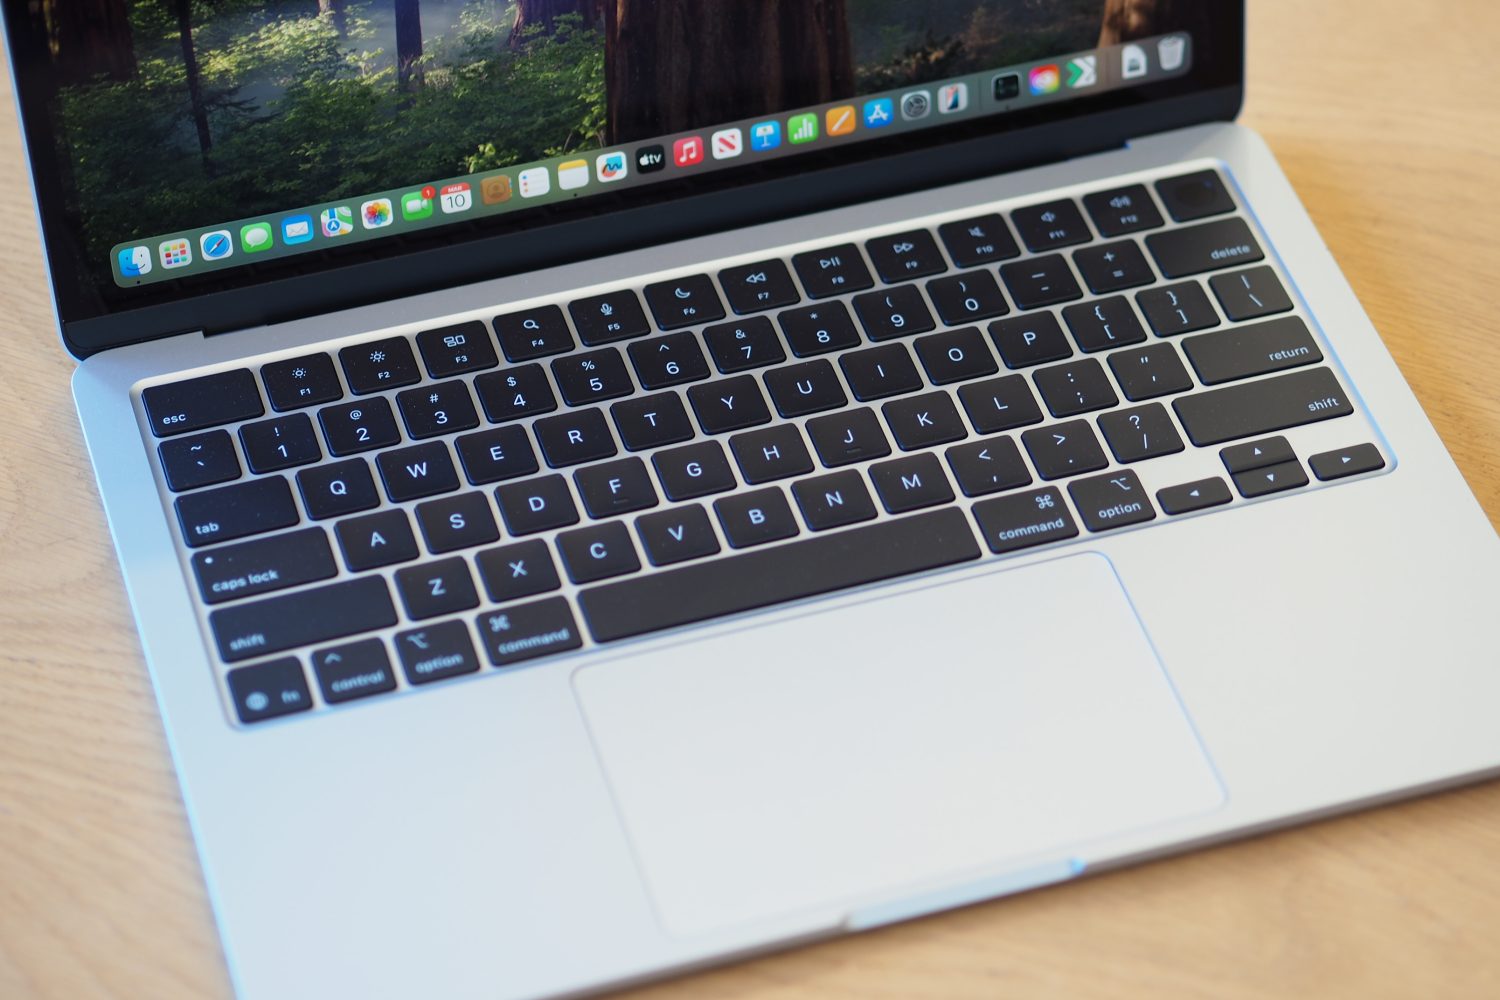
[318, 0, 350, 37]
[511, 0, 603, 46]
[173, 0, 214, 174]
[45, 0, 137, 84]
[395, 0, 425, 90]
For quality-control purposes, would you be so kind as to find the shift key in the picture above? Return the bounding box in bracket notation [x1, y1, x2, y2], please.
[210, 576, 397, 662]
[1173, 367, 1354, 446]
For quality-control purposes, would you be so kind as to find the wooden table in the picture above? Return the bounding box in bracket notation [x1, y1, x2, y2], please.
[2, 2, 1498, 996]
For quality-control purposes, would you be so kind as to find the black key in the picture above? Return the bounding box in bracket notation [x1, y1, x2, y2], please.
[937, 214, 1020, 267]
[1068, 470, 1155, 532]
[839, 343, 924, 401]
[806, 408, 891, 467]
[1012, 199, 1092, 252]
[704, 316, 786, 373]
[1082, 185, 1164, 237]
[574, 457, 659, 517]
[1309, 444, 1386, 482]
[1173, 367, 1354, 446]
[1020, 421, 1108, 480]
[636, 504, 721, 566]
[416, 321, 499, 378]
[1033, 359, 1119, 418]
[1157, 478, 1233, 515]
[1155, 170, 1237, 223]
[779, 302, 861, 357]
[914, 327, 999, 385]
[852, 284, 937, 341]
[1138, 281, 1220, 337]
[226, 658, 312, 723]
[718, 260, 800, 315]
[336, 509, 419, 571]
[765, 360, 848, 417]
[377, 442, 460, 502]
[396, 620, 480, 685]
[340, 338, 420, 394]
[210, 575, 396, 662]
[261, 354, 342, 412]
[176, 477, 298, 547]
[628, 332, 711, 389]
[533, 408, 617, 468]
[1062, 296, 1148, 353]
[1209, 267, 1294, 322]
[1220, 436, 1295, 474]
[1107, 343, 1194, 401]
[191, 527, 336, 604]
[652, 441, 736, 500]
[989, 312, 1073, 369]
[395, 557, 480, 620]
[866, 230, 947, 283]
[143, 369, 263, 438]
[494, 475, 580, 535]
[610, 393, 695, 451]
[958, 375, 1044, 433]
[299, 459, 380, 519]
[569, 290, 651, 345]
[1000, 255, 1082, 309]
[493, 305, 575, 361]
[476, 540, 562, 602]
[1146, 217, 1263, 279]
[1233, 460, 1309, 499]
[397, 381, 480, 439]
[792, 244, 873, 298]
[240, 414, 321, 473]
[971, 487, 1078, 554]
[714, 488, 799, 548]
[476, 598, 584, 666]
[687, 376, 771, 434]
[319, 397, 400, 457]
[312, 639, 398, 705]
[556, 521, 641, 583]
[644, 274, 725, 329]
[474, 364, 557, 423]
[1183, 316, 1323, 386]
[946, 436, 1032, 498]
[882, 392, 967, 451]
[792, 471, 877, 531]
[925, 271, 1009, 325]
[454, 425, 538, 484]
[159, 430, 240, 492]
[1073, 240, 1155, 295]
[869, 453, 955, 513]
[1098, 403, 1186, 463]
[579, 508, 981, 642]
[731, 425, 814, 484]
[552, 348, 635, 406]
[416, 492, 500, 553]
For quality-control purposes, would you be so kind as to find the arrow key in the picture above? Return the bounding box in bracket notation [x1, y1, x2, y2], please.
[1220, 436, 1295, 474]
[1309, 443, 1385, 481]
[1232, 459, 1309, 499]
[1157, 477, 1232, 515]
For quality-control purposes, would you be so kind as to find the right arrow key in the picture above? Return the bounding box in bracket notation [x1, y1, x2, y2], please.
[1309, 443, 1387, 482]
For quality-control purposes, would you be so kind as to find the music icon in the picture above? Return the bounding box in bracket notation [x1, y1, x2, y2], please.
[673, 135, 705, 167]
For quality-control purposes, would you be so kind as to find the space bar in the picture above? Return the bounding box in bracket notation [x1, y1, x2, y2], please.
[578, 509, 982, 642]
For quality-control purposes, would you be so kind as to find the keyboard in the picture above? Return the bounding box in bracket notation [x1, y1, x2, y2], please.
[139, 167, 1388, 725]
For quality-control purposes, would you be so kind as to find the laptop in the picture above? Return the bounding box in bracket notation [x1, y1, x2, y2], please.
[8, 1, 1500, 996]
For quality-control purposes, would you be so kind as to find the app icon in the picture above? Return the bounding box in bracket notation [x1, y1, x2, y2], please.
[439, 182, 472, 213]
[360, 199, 393, 229]
[320, 206, 354, 237]
[899, 91, 931, 120]
[1122, 43, 1148, 79]
[159, 238, 192, 268]
[787, 113, 818, 145]
[711, 128, 743, 160]
[1029, 65, 1061, 95]
[992, 73, 1021, 101]
[673, 135, 705, 166]
[481, 174, 513, 203]
[938, 83, 968, 114]
[750, 121, 781, 150]
[596, 151, 628, 183]
[1067, 55, 1097, 88]
[199, 230, 233, 261]
[635, 145, 666, 173]
[558, 159, 589, 190]
[1158, 35, 1186, 72]
[519, 167, 551, 197]
[400, 188, 434, 220]
[281, 214, 314, 245]
[241, 221, 275, 250]
[117, 246, 151, 277]
[824, 105, 856, 136]
[862, 98, 893, 129]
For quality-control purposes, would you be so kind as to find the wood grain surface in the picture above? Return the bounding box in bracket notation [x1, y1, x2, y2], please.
[2, 2, 1498, 997]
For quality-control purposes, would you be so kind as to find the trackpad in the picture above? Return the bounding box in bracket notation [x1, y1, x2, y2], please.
[573, 553, 1223, 936]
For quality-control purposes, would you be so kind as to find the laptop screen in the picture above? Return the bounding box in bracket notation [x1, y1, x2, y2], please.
[4, 1, 1242, 346]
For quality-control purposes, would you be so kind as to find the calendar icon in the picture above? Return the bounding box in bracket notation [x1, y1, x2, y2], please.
[158, 238, 192, 269]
